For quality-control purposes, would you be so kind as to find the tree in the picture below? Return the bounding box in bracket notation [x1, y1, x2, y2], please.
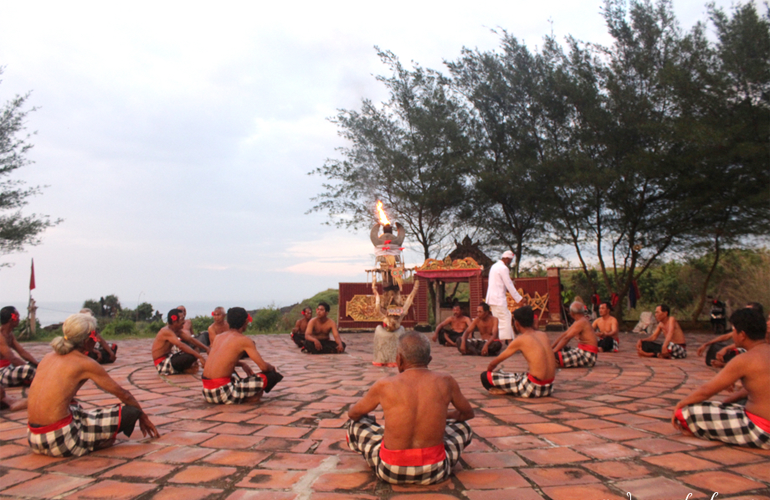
[309, 49, 471, 261]
[0, 68, 59, 264]
[136, 302, 154, 322]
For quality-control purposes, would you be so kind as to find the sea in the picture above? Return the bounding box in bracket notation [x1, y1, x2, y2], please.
[24, 300, 258, 326]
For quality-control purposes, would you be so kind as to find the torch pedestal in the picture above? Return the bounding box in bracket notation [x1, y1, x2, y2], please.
[372, 325, 403, 367]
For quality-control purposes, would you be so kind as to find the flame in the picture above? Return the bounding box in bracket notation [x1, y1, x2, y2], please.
[376, 200, 391, 226]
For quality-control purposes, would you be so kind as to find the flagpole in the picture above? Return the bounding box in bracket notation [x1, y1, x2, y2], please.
[28, 259, 37, 337]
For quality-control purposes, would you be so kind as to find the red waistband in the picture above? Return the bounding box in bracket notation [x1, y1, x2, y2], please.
[578, 343, 599, 354]
[527, 373, 554, 385]
[747, 411, 770, 433]
[0, 359, 10, 368]
[153, 355, 168, 366]
[379, 444, 446, 466]
[28, 414, 73, 434]
[202, 376, 231, 389]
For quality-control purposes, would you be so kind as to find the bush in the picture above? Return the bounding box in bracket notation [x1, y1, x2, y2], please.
[141, 319, 166, 335]
[101, 319, 137, 336]
[191, 316, 214, 335]
[251, 305, 282, 333]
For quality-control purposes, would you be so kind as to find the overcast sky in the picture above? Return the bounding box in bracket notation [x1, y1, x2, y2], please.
[0, 0, 737, 318]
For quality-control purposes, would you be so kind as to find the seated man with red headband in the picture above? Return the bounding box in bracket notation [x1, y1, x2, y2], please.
[151, 309, 207, 375]
[202, 307, 283, 404]
[552, 302, 599, 368]
[0, 306, 38, 387]
[673, 308, 770, 449]
[482, 306, 556, 397]
[27, 313, 159, 457]
[346, 332, 474, 485]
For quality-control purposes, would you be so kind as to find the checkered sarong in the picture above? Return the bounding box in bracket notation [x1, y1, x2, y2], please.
[675, 402, 770, 449]
[27, 402, 121, 457]
[481, 371, 554, 397]
[346, 415, 472, 484]
[458, 339, 502, 357]
[0, 362, 36, 386]
[202, 374, 265, 404]
[666, 342, 687, 359]
[557, 344, 597, 368]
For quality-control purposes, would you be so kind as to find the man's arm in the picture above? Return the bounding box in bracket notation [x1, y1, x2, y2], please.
[696, 332, 733, 356]
[552, 324, 578, 352]
[348, 381, 382, 421]
[9, 336, 38, 365]
[330, 321, 344, 353]
[291, 319, 303, 335]
[243, 339, 274, 373]
[481, 317, 500, 356]
[446, 376, 474, 421]
[500, 269, 523, 303]
[94, 333, 115, 361]
[638, 323, 663, 347]
[459, 319, 479, 354]
[432, 317, 453, 342]
[660, 319, 676, 357]
[0, 336, 26, 366]
[165, 333, 206, 366]
[591, 319, 604, 337]
[178, 330, 210, 354]
[85, 360, 160, 438]
[487, 337, 522, 372]
[305, 320, 322, 350]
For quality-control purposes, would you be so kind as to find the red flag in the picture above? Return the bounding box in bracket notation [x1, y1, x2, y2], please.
[30, 259, 36, 291]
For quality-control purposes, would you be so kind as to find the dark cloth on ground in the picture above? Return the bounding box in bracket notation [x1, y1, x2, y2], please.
[641, 341, 687, 359]
[87, 344, 118, 365]
[304, 339, 346, 354]
[194, 331, 210, 347]
[597, 337, 619, 353]
[118, 405, 141, 437]
[345, 414, 472, 484]
[291, 332, 305, 348]
[437, 329, 462, 346]
[458, 339, 502, 356]
[705, 342, 745, 367]
[154, 350, 197, 375]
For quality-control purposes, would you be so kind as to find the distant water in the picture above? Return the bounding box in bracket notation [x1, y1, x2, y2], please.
[23, 300, 259, 326]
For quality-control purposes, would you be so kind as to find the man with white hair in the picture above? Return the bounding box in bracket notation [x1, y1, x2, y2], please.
[485, 251, 525, 343]
[551, 302, 599, 368]
[27, 313, 159, 457]
[345, 331, 474, 485]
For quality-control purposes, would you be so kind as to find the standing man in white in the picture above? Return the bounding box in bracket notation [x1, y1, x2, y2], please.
[485, 251, 525, 343]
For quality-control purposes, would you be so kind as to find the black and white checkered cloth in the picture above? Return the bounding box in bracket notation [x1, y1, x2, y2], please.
[0, 362, 36, 386]
[27, 402, 121, 457]
[676, 402, 770, 449]
[666, 342, 687, 359]
[557, 345, 597, 368]
[458, 339, 502, 356]
[154, 354, 179, 375]
[346, 415, 473, 484]
[202, 374, 265, 404]
[481, 370, 554, 397]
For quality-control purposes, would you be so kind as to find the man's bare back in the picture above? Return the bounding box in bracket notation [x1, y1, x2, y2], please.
[28, 351, 102, 424]
[204, 330, 273, 380]
[553, 316, 598, 351]
[491, 328, 556, 382]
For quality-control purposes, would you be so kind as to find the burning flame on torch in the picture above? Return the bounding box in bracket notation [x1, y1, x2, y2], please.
[376, 200, 391, 226]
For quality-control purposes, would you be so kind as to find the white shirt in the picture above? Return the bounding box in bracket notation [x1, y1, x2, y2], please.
[485, 260, 523, 306]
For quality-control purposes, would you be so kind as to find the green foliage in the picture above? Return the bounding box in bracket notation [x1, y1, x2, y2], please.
[82, 300, 101, 316]
[13, 317, 42, 340]
[277, 289, 340, 332]
[251, 304, 283, 333]
[190, 315, 213, 335]
[101, 319, 136, 336]
[136, 302, 154, 321]
[140, 319, 166, 336]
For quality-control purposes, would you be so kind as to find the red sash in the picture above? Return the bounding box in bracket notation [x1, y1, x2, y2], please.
[527, 373, 554, 385]
[28, 414, 73, 434]
[0, 359, 10, 368]
[153, 355, 168, 366]
[578, 343, 599, 354]
[747, 411, 770, 433]
[380, 444, 446, 466]
[202, 376, 231, 390]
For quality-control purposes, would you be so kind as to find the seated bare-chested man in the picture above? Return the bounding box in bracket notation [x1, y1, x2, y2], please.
[202, 307, 283, 404]
[432, 305, 471, 347]
[27, 313, 159, 457]
[482, 306, 557, 397]
[552, 302, 599, 368]
[205, 306, 230, 347]
[304, 302, 346, 354]
[291, 307, 313, 348]
[698, 303, 766, 368]
[593, 302, 620, 353]
[151, 309, 207, 375]
[458, 303, 503, 356]
[637, 304, 687, 359]
[346, 331, 474, 484]
[176, 305, 210, 353]
[673, 308, 770, 449]
[0, 306, 38, 387]
[79, 308, 117, 364]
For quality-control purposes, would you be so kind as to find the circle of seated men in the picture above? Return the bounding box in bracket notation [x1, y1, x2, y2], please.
[0, 299, 768, 485]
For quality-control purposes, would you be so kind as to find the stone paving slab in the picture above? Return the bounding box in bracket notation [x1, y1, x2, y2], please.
[1, 331, 768, 499]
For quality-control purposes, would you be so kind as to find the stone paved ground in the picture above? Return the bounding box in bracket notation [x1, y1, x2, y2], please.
[1, 331, 769, 500]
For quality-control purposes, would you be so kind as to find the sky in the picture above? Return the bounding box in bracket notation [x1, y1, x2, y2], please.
[0, 0, 738, 322]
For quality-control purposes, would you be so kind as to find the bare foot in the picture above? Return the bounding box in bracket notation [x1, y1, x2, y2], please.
[244, 392, 263, 404]
[183, 362, 200, 375]
[488, 388, 508, 395]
